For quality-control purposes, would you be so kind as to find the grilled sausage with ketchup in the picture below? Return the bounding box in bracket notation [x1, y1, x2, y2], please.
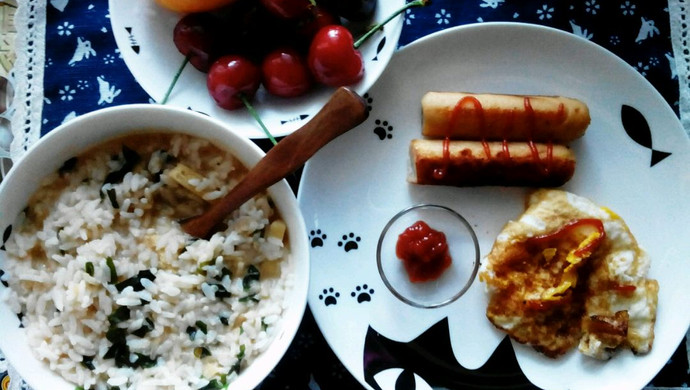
[407, 139, 576, 187]
[421, 92, 590, 143]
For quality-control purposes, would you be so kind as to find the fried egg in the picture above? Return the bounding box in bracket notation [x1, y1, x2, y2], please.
[480, 189, 658, 359]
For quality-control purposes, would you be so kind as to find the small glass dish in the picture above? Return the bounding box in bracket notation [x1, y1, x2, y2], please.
[376, 204, 480, 309]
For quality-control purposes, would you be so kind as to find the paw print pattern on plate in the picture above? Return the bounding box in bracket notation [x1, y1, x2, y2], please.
[309, 229, 327, 248]
[319, 287, 340, 306]
[351, 284, 375, 303]
[338, 233, 361, 252]
[373, 119, 393, 140]
[363, 93, 374, 112]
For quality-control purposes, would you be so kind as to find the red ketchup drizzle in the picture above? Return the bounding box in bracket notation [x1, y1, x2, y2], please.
[527, 218, 605, 249]
[481, 139, 491, 159]
[503, 109, 515, 160]
[613, 284, 637, 295]
[433, 138, 450, 180]
[524, 96, 554, 173]
[395, 221, 452, 283]
[514, 218, 606, 310]
[546, 140, 554, 169]
[525, 218, 606, 275]
[501, 139, 511, 160]
[524, 97, 540, 162]
[433, 96, 485, 180]
[556, 102, 566, 122]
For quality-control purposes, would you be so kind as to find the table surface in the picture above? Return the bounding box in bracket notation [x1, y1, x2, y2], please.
[2, 0, 689, 389]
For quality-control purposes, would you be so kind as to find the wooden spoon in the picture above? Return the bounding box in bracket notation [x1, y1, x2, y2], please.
[181, 86, 368, 239]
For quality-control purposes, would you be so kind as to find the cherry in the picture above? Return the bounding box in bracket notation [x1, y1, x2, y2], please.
[295, 5, 340, 41]
[259, 0, 311, 19]
[306, 0, 429, 87]
[207, 55, 277, 143]
[320, 0, 376, 21]
[172, 13, 219, 72]
[207, 55, 261, 110]
[233, 2, 298, 61]
[262, 48, 313, 98]
[307, 25, 364, 87]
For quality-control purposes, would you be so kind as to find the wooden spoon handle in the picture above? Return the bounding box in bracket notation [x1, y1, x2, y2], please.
[182, 87, 368, 238]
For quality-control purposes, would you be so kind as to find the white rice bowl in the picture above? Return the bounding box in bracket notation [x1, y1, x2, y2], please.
[0, 104, 309, 390]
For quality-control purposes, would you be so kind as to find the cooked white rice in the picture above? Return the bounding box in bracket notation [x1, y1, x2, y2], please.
[1, 133, 293, 389]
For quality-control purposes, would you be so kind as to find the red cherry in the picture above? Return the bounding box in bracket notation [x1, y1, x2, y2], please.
[262, 48, 313, 98]
[172, 13, 219, 72]
[259, 0, 311, 19]
[308, 25, 364, 87]
[207, 55, 261, 110]
[320, 0, 376, 21]
[296, 5, 340, 40]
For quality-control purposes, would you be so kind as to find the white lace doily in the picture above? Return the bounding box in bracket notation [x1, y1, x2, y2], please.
[669, 0, 690, 135]
[4, 0, 45, 163]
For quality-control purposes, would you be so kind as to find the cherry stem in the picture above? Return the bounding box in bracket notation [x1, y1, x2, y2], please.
[240, 94, 278, 146]
[160, 55, 190, 105]
[160, 57, 277, 146]
[353, 0, 430, 49]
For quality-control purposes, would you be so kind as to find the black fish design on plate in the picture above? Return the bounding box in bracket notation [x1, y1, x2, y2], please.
[621, 105, 671, 167]
[187, 107, 210, 116]
[372, 36, 387, 61]
[281, 114, 309, 125]
[124, 27, 140, 54]
[1, 224, 10, 251]
[363, 317, 537, 390]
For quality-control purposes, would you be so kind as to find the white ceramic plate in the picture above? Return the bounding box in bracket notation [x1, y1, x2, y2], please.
[108, 0, 403, 139]
[297, 22, 690, 390]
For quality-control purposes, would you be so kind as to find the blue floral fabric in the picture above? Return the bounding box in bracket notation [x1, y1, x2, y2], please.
[42, 0, 151, 135]
[9, 0, 682, 389]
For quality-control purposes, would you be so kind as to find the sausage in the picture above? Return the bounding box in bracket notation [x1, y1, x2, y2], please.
[408, 139, 576, 187]
[421, 92, 591, 143]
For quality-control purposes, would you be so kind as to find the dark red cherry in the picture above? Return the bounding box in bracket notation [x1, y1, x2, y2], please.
[172, 13, 220, 72]
[207, 55, 261, 110]
[320, 0, 376, 21]
[262, 48, 312, 98]
[307, 25, 364, 87]
[226, 1, 298, 61]
[259, 0, 311, 19]
[296, 5, 340, 40]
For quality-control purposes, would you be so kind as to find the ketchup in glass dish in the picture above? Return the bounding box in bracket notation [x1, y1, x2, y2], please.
[377, 204, 479, 308]
[396, 220, 452, 282]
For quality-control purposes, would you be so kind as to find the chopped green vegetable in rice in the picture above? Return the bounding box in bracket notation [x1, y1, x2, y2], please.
[242, 265, 261, 291]
[106, 256, 118, 284]
[85, 261, 94, 276]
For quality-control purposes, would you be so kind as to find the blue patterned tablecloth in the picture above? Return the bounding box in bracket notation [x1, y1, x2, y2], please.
[2, 0, 688, 389]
